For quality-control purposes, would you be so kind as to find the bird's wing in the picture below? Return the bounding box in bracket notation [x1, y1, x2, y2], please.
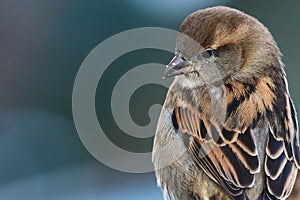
[263, 75, 300, 199]
[173, 104, 260, 199]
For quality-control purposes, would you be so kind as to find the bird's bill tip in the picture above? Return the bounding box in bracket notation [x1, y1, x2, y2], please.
[162, 54, 192, 78]
[162, 64, 179, 78]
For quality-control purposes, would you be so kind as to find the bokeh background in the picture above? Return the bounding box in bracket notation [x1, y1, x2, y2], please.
[1, 0, 300, 199]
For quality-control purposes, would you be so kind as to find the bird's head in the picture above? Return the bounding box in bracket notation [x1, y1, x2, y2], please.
[164, 6, 282, 88]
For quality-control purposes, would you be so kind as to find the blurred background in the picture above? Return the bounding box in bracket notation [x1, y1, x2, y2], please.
[1, 0, 300, 199]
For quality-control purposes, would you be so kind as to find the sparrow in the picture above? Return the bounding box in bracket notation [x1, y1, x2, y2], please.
[152, 6, 300, 200]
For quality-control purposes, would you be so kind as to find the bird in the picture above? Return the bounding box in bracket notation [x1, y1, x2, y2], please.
[152, 6, 300, 200]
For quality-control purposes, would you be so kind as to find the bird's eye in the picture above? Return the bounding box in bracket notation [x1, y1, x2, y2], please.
[201, 48, 218, 58]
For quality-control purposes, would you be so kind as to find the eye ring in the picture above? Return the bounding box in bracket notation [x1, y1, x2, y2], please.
[202, 48, 218, 58]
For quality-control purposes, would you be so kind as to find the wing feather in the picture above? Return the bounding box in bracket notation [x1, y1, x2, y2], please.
[264, 73, 300, 199]
[175, 105, 258, 199]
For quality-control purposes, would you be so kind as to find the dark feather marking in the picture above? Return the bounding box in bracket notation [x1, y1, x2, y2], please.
[284, 140, 293, 159]
[265, 152, 286, 179]
[237, 127, 256, 154]
[225, 83, 233, 92]
[267, 161, 294, 197]
[200, 119, 208, 139]
[266, 192, 278, 200]
[220, 145, 254, 187]
[226, 95, 246, 118]
[242, 82, 256, 99]
[232, 143, 259, 171]
[172, 109, 179, 130]
[266, 82, 274, 93]
[258, 191, 277, 200]
[289, 97, 297, 132]
[267, 130, 284, 158]
[252, 112, 262, 128]
[222, 128, 236, 142]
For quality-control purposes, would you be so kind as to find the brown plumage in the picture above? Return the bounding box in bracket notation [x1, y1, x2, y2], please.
[152, 6, 299, 200]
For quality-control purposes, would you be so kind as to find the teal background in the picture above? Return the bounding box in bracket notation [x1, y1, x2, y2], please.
[0, 1, 299, 199]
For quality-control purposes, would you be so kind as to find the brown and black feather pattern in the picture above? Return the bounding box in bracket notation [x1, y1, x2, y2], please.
[171, 67, 300, 200]
[262, 67, 300, 199]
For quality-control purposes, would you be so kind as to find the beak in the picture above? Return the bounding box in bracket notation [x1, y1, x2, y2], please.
[163, 54, 193, 78]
